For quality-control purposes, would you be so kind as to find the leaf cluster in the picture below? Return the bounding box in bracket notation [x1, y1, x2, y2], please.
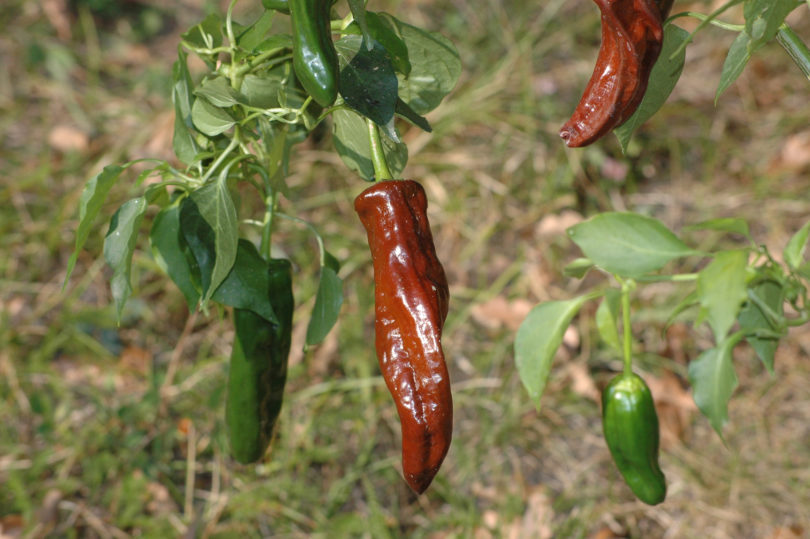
[66, 0, 460, 349]
[516, 213, 810, 438]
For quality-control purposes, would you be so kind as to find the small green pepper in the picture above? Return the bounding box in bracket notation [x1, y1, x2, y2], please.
[226, 258, 294, 464]
[289, 0, 339, 106]
[601, 372, 667, 505]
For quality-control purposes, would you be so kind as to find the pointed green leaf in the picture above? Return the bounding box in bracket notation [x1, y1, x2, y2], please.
[306, 266, 344, 345]
[596, 289, 622, 353]
[738, 282, 784, 373]
[697, 250, 749, 341]
[236, 9, 275, 53]
[332, 108, 407, 180]
[191, 98, 236, 136]
[688, 337, 740, 437]
[65, 164, 127, 285]
[784, 220, 810, 270]
[347, 0, 372, 47]
[716, 32, 752, 102]
[563, 257, 595, 279]
[392, 18, 461, 115]
[394, 98, 431, 132]
[104, 197, 147, 321]
[663, 290, 699, 331]
[339, 39, 398, 126]
[180, 181, 238, 305]
[345, 12, 411, 75]
[172, 49, 200, 165]
[150, 203, 200, 310]
[567, 212, 696, 278]
[515, 296, 589, 408]
[615, 24, 689, 151]
[212, 239, 279, 324]
[686, 217, 750, 238]
[181, 13, 223, 50]
[195, 76, 244, 107]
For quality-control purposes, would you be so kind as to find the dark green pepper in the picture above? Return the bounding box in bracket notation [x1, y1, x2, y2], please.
[226, 258, 294, 464]
[601, 372, 667, 505]
[289, 0, 339, 106]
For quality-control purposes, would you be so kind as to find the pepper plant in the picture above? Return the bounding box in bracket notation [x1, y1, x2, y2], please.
[65, 0, 460, 490]
[516, 0, 810, 504]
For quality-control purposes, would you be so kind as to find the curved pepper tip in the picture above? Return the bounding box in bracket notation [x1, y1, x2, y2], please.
[404, 467, 440, 494]
[559, 125, 582, 147]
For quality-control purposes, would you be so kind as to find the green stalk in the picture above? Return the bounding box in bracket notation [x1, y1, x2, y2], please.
[367, 119, 392, 181]
[621, 280, 634, 376]
[777, 24, 810, 82]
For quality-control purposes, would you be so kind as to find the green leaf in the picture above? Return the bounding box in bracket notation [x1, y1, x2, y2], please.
[744, 0, 799, 46]
[332, 108, 407, 180]
[346, 0, 372, 48]
[324, 250, 341, 273]
[181, 14, 223, 50]
[717, 0, 797, 102]
[65, 164, 126, 285]
[306, 266, 344, 345]
[663, 290, 699, 331]
[697, 250, 749, 341]
[345, 12, 411, 75]
[716, 32, 752, 102]
[394, 98, 431, 132]
[514, 296, 589, 409]
[241, 72, 285, 109]
[563, 257, 594, 279]
[615, 24, 689, 151]
[738, 281, 784, 374]
[688, 337, 740, 437]
[685, 217, 751, 238]
[180, 181, 239, 304]
[254, 33, 293, 54]
[596, 289, 622, 353]
[191, 98, 236, 136]
[150, 203, 200, 310]
[104, 197, 148, 321]
[172, 49, 200, 165]
[212, 240, 279, 324]
[195, 76, 244, 107]
[339, 39, 398, 126]
[784, 220, 810, 270]
[567, 212, 696, 278]
[393, 19, 461, 115]
[236, 9, 275, 53]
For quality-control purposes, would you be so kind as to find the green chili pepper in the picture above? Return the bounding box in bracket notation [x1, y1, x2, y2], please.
[601, 372, 667, 505]
[289, 0, 339, 106]
[226, 258, 294, 464]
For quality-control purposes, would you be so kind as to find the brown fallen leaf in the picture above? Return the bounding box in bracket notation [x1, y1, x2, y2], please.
[768, 525, 805, 539]
[645, 371, 697, 448]
[48, 125, 89, 153]
[470, 296, 533, 331]
[566, 361, 600, 403]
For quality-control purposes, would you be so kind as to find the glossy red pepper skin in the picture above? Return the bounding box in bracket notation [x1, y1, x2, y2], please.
[559, 0, 671, 147]
[354, 179, 452, 494]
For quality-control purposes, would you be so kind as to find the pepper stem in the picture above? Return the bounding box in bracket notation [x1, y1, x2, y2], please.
[620, 279, 634, 376]
[367, 119, 393, 181]
[777, 24, 810, 82]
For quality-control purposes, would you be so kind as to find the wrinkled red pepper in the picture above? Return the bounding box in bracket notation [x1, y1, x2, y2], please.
[559, 0, 672, 147]
[354, 179, 452, 494]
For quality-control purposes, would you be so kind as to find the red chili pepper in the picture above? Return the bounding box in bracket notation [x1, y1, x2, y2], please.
[559, 0, 671, 147]
[354, 179, 452, 494]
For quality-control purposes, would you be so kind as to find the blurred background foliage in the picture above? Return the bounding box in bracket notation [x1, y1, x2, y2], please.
[1, 0, 810, 536]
